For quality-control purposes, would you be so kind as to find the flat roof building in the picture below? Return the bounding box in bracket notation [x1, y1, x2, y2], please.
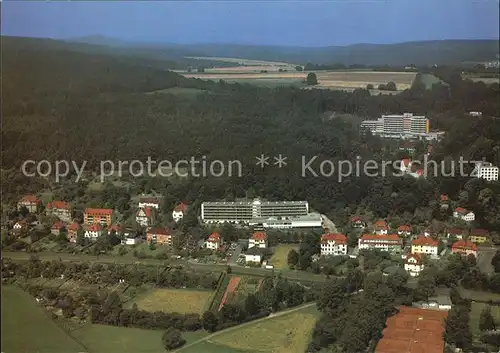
[201, 198, 309, 224]
[361, 113, 433, 140]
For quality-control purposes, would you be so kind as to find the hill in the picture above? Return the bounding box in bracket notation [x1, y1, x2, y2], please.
[70, 36, 499, 66]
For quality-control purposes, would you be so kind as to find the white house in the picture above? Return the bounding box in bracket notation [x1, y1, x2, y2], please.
[248, 232, 267, 249]
[453, 207, 475, 222]
[358, 234, 403, 253]
[320, 233, 348, 256]
[123, 232, 143, 245]
[404, 253, 424, 277]
[206, 232, 222, 251]
[446, 228, 465, 240]
[172, 202, 188, 222]
[138, 197, 161, 209]
[244, 247, 263, 264]
[84, 224, 103, 239]
[136, 207, 155, 227]
[350, 216, 366, 229]
[472, 162, 499, 181]
[411, 236, 439, 256]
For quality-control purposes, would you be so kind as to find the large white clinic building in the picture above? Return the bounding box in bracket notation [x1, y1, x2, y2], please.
[361, 113, 431, 139]
[472, 162, 499, 181]
[201, 198, 320, 228]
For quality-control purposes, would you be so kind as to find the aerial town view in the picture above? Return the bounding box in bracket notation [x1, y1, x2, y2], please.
[1, 1, 500, 353]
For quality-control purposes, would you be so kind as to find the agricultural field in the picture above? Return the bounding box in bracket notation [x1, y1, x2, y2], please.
[270, 244, 299, 270]
[181, 62, 417, 93]
[469, 303, 500, 334]
[131, 288, 215, 314]
[182, 304, 320, 353]
[1, 285, 85, 353]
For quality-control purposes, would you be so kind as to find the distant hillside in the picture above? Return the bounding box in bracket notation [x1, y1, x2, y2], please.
[69, 36, 499, 66]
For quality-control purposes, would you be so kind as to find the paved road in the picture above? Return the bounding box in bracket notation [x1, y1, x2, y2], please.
[477, 245, 498, 274]
[2, 251, 328, 283]
[228, 244, 242, 265]
[320, 214, 337, 233]
[173, 302, 317, 353]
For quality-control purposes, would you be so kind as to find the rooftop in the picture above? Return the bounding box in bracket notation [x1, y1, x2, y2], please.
[412, 236, 439, 247]
[321, 233, 347, 244]
[46, 200, 71, 209]
[85, 208, 113, 215]
[375, 306, 448, 353]
[202, 199, 308, 206]
[174, 202, 189, 212]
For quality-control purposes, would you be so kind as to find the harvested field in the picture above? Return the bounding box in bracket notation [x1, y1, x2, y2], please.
[469, 77, 500, 85]
[182, 70, 416, 92]
[186, 56, 293, 66]
[133, 288, 214, 314]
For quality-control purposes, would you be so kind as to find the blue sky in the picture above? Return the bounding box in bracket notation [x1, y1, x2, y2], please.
[2, 0, 499, 47]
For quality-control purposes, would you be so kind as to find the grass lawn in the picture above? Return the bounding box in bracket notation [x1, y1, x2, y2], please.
[131, 288, 214, 314]
[418, 73, 447, 89]
[182, 340, 252, 353]
[459, 288, 500, 301]
[270, 244, 299, 270]
[208, 305, 320, 353]
[469, 303, 500, 335]
[1, 286, 85, 353]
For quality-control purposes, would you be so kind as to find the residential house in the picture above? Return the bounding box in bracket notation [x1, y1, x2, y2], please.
[469, 229, 489, 244]
[138, 197, 161, 210]
[172, 202, 188, 222]
[17, 195, 42, 213]
[206, 232, 222, 251]
[12, 220, 28, 234]
[123, 232, 143, 245]
[397, 225, 411, 237]
[244, 247, 264, 264]
[45, 201, 72, 222]
[374, 220, 389, 235]
[400, 159, 412, 173]
[439, 194, 449, 209]
[146, 227, 172, 246]
[84, 224, 103, 240]
[249, 232, 267, 249]
[84, 208, 112, 226]
[358, 234, 403, 253]
[51, 221, 66, 236]
[404, 253, 424, 277]
[67, 222, 81, 243]
[452, 240, 478, 257]
[108, 224, 124, 235]
[320, 233, 348, 256]
[350, 216, 366, 229]
[446, 228, 466, 240]
[453, 207, 475, 222]
[411, 236, 439, 256]
[136, 207, 155, 227]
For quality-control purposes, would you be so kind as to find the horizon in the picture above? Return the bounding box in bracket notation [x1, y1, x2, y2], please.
[2, 0, 499, 47]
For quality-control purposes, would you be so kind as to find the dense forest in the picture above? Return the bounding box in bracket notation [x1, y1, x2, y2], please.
[2, 37, 500, 231]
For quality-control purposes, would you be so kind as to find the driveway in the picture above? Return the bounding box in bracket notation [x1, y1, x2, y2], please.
[229, 244, 242, 264]
[320, 214, 337, 233]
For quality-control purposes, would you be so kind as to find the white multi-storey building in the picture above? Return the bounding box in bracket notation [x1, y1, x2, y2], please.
[361, 113, 430, 139]
[453, 208, 475, 222]
[138, 197, 161, 210]
[320, 233, 348, 256]
[248, 232, 267, 249]
[358, 234, 403, 253]
[472, 162, 499, 181]
[405, 254, 424, 277]
[201, 198, 309, 224]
